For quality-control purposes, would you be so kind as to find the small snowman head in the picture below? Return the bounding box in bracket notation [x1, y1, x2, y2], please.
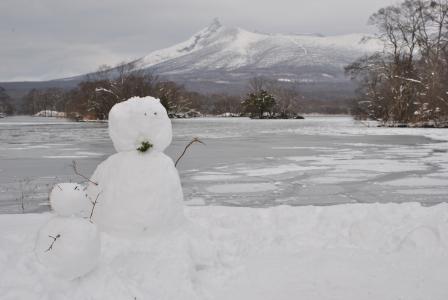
[109, 97, 172, 153]
[49, 183, 91, 217]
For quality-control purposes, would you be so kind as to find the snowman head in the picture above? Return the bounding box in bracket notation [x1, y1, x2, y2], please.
[109, 97, 172, 153]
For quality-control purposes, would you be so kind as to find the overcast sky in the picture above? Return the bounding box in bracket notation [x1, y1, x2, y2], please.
[0, 0, 396, 82]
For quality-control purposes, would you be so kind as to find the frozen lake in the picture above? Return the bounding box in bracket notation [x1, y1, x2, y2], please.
[0, 115, 447, 213]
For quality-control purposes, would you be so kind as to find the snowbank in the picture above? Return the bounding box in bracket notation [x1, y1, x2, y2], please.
[2, 203, 448, 300]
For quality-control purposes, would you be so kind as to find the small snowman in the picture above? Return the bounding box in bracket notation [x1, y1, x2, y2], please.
[86, 96, 185, 235]
[35, 183, 101, 280]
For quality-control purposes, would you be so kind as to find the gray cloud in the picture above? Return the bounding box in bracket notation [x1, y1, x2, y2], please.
[0, 0, 395, 81]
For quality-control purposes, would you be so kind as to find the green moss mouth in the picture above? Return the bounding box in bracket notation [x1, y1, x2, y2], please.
[137, 141, 153, 152]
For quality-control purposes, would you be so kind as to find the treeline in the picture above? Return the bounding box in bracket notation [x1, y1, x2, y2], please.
[20, 63, 205, 119]
[0, 87, 14, 114]
[347, 0, 448, 126]
[15, 63, 310, 119]
[211, 79, 346, 117]
[9, 61, 351, 119]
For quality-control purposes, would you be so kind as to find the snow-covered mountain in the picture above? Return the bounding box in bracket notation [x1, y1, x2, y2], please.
[1, 20, 381, 101]
[131, 19, 380, 94]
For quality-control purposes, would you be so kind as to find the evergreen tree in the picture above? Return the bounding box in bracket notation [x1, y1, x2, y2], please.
[242, 90, 276, 119]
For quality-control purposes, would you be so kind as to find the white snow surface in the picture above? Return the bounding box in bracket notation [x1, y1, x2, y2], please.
[108, 97, 172, 152]
[49, 183, 91, 217]
[2, 203, 448, 299]
[34, 217, 101, 280]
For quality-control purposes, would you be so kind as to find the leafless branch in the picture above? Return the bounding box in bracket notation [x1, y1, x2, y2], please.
[89, 191, 102, 222]
[175, 137, 205, 168]
[71, 160, 98, 186]
[45, 234, 61, 252]
[16, 177, 36, 214]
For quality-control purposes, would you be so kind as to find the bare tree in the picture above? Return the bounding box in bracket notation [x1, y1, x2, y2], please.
[349, 0, 448, 125]
[248, 77, 268, 93]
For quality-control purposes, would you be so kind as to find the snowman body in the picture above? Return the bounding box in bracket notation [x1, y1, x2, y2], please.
[88, 151, 184, 234]
[87, 97, 185, 235]
[35, 217, 101, 280]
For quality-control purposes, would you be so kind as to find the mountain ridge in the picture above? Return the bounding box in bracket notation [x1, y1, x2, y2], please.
[1, 20, 381, 100]
[132, 19, 379, 76]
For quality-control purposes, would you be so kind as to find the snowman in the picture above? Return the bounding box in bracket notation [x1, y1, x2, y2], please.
[86, 96, 186, 235]
[35, 96, 189, 280]
[35, 183, 101, 280]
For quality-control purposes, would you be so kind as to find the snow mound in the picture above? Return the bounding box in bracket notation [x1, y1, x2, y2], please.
[49, 183, 91, 217]
[87, 151, 185, 235]
[2, 203, 448, 299]
[34, 217, 101, 280]
[108, 97, 172, 152]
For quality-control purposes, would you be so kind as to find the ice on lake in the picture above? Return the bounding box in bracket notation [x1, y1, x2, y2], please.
[0, 115, 447, 213]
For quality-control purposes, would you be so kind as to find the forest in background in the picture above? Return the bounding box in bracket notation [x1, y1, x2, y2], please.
[0, 62, 345, 119]
[347, 0, 448, 127]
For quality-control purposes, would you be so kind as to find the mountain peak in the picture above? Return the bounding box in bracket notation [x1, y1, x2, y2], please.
[207, 18, 222, 32]
[136, 21, 380, 78]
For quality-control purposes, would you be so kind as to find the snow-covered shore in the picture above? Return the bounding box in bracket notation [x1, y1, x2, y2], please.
[2, 203, 448, 300]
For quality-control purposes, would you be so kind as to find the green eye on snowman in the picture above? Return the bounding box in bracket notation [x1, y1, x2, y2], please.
[137, 140, 153, 152]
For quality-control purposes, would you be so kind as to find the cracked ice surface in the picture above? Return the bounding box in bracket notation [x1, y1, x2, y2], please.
[1, 115, 447, 213]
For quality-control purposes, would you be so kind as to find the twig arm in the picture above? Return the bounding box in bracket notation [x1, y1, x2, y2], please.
[89, 191, 102, 222]
[45, 234, 61, 252]
[175, 137, 205, 168]
[72, 161, 98, 186]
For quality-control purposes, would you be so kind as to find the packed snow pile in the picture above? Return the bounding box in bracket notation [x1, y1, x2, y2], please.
[1, 203, 448, 299]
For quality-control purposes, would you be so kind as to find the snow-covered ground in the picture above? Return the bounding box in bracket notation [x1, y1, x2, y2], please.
[2, 203, 448, 299]
[1, 115, 447, 212]
[1, 114, 448, 299]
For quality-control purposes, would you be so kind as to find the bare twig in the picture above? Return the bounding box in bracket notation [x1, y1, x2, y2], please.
[45, 234, 61, 252]
[89, 191, 102, 222]
[16, 177, 35, 214]
[71, 160, 98, 186]
[20, 191, 25, 214]
[175, 137, 205, 167]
